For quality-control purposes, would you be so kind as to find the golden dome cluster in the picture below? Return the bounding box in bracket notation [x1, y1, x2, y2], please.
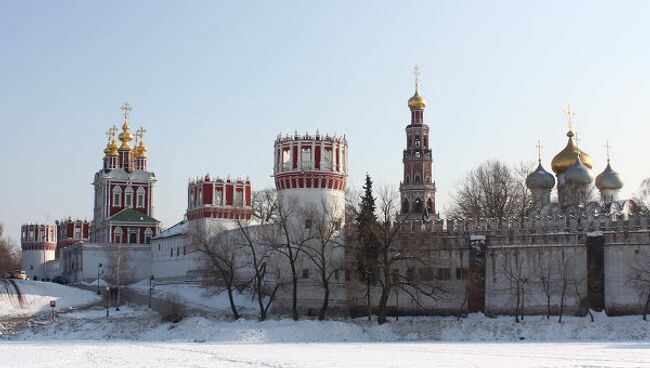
[551, 130, 592, 174]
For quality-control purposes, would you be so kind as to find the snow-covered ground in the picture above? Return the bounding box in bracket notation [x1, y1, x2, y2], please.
[0, 280, 101, 319]
[2, 340, 650, 368]
[3, 303, 650, 366]
[4, 282, 650, 366]
[130, 280, 260, 315]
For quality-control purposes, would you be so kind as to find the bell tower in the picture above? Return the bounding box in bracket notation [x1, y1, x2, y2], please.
[399, 66, 436, 221]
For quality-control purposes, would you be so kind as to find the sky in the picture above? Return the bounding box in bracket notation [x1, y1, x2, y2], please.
[2, 0, 650, 242]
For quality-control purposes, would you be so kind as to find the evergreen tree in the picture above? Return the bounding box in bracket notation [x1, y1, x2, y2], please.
[354, 174, 379, 320]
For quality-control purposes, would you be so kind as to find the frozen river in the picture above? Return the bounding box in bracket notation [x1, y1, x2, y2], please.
[2, 340, 650, 367]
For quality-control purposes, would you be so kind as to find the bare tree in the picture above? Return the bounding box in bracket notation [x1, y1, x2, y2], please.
[191, 221, 243, 320]
[0, 224, 21, 275]
[352, 186, 444, 324]
[301, 200, 345, 320]
[237, 220, 280, 321]
[105, 242, 133, 310]
[558, 249, 570, 323]
[449, 160, 535, 219]
[252, 188, 278, 224]
[502, 250, 528, 323]
[628, 251, 650, 320]
[535, 253, 556, 319]
[265, 196, 316, 321]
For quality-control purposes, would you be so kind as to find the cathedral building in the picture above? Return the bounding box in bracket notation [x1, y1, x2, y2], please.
[90, 103, 160, 245]
[399, 68, 436, 221]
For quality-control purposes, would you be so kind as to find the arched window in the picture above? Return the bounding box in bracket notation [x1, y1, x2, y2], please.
[413, 198, 423, 213]
[145, 228, 153, 244]
[136, 187, 146, 208]
[415, 175, 421, 183]
[125, 186, 134, 208]
[113, 227, 123, 244]
[427, 198, 434, 213]
[112, 186, 122, 207]
[129, 232, 137, 244]
[405, 176, 410, 184]
[402, 199, 410, 214]
[214, 189, 222, 206]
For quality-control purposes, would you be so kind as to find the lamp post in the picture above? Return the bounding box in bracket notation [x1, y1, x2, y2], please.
[97, 263, 103, 295]
[105, 286, 110, 317]
[149, 275, 155, 308]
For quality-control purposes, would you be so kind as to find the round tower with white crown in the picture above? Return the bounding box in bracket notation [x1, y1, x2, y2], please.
[273, 131, 348, 222]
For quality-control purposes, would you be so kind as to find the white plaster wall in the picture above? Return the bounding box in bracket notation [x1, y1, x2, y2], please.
[485, 245, 587, 316]
[278, 189, 346, 221]
[22, 249, 55, 280]
[604, 243, 650, 314]
[151, 235, 200, 281]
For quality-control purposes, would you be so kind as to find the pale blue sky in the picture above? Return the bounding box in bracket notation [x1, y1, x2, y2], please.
[2, 1, 650, 241]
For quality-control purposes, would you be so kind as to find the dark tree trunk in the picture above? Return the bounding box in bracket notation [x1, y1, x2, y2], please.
[291, 271, 299, 321]
[377, 288, 390, 325]
[319, 284, 330, 321]
[643, 291, 650, 321]
[226, 284, 240, 320]
[366, 278, 371, 321]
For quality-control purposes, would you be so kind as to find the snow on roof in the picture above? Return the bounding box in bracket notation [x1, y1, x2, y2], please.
[154, 220, 189, 239]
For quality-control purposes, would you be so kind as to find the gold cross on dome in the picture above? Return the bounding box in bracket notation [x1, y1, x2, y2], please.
[605, 140, 612, 161]
[121, 102, 133, 120]
[564, 104, 575, 132]
[535, 139, 543, 162]
[136, 127, 146, 140]
[108, 125, 118, 139]
[413, 65, 421, 88]
[575, 131, 581, 148]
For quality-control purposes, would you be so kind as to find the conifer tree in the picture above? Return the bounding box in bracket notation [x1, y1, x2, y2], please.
[354, 174, 379, 320]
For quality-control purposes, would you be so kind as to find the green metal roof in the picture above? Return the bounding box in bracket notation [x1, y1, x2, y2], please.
[109, 208, 159, 223]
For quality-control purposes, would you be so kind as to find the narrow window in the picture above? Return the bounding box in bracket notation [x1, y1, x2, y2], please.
[305, 219, 312, 229]
[302, 269, 309, 279]
[112, 186, 122, 207]
[136, 187, 146, 208]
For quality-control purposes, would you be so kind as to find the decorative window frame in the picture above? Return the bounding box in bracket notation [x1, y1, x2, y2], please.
[112, 186, 122, 207]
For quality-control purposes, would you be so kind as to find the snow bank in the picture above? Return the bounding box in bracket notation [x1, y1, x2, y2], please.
[0, 280, 101, 319]
[130, 280, 259, 315]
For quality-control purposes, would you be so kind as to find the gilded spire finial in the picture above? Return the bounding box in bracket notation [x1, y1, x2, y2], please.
[413, 65, 421, 91]
[134, 127, 148, 158]
[118, 103, 135, 149]
[535, 139, 543, 163]
[564, 104, 575, 134]
[121, 102, 133, 121]
[605, 140, 612, 163]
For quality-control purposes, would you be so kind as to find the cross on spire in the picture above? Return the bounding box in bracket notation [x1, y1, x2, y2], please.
[121, 102, 133, 120]
[564, 104, 575, 132]
[535, 139, 543, 163]
[136, 127, 146, 139]
[413, 65, 421, 90]
[574, 131, 581, 148]
[108, 125, 118, 140]
[605, 140, 612, 162]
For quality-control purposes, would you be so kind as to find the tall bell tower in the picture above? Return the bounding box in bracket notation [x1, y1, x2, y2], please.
[399, 66, 436, 221]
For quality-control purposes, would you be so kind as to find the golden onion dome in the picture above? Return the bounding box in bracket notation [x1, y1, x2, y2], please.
[107, 138, 119, 156]
[551, 131, 592, 174]
[407, 88, 426, 110]
[118, 121, 134, 149]
[134, 140, 147, 158]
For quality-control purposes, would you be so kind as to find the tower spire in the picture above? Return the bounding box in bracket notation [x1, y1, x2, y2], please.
[118, 102, 135, 149]
[564, 104, 575, 136]
[535, 139, 544, 163]
[413, 65, 421, 92]
[605, 140, 612, 163]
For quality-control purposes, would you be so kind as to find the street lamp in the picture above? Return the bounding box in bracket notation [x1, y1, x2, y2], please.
[149, 275, 155, 308]
[97, 263, 103, 295]
[105, 286, 110, 317]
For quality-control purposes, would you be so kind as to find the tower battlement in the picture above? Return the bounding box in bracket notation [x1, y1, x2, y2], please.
[186, 175, 252, 221]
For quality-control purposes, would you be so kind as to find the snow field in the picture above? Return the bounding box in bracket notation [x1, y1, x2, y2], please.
[0, 280, 101, 319]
